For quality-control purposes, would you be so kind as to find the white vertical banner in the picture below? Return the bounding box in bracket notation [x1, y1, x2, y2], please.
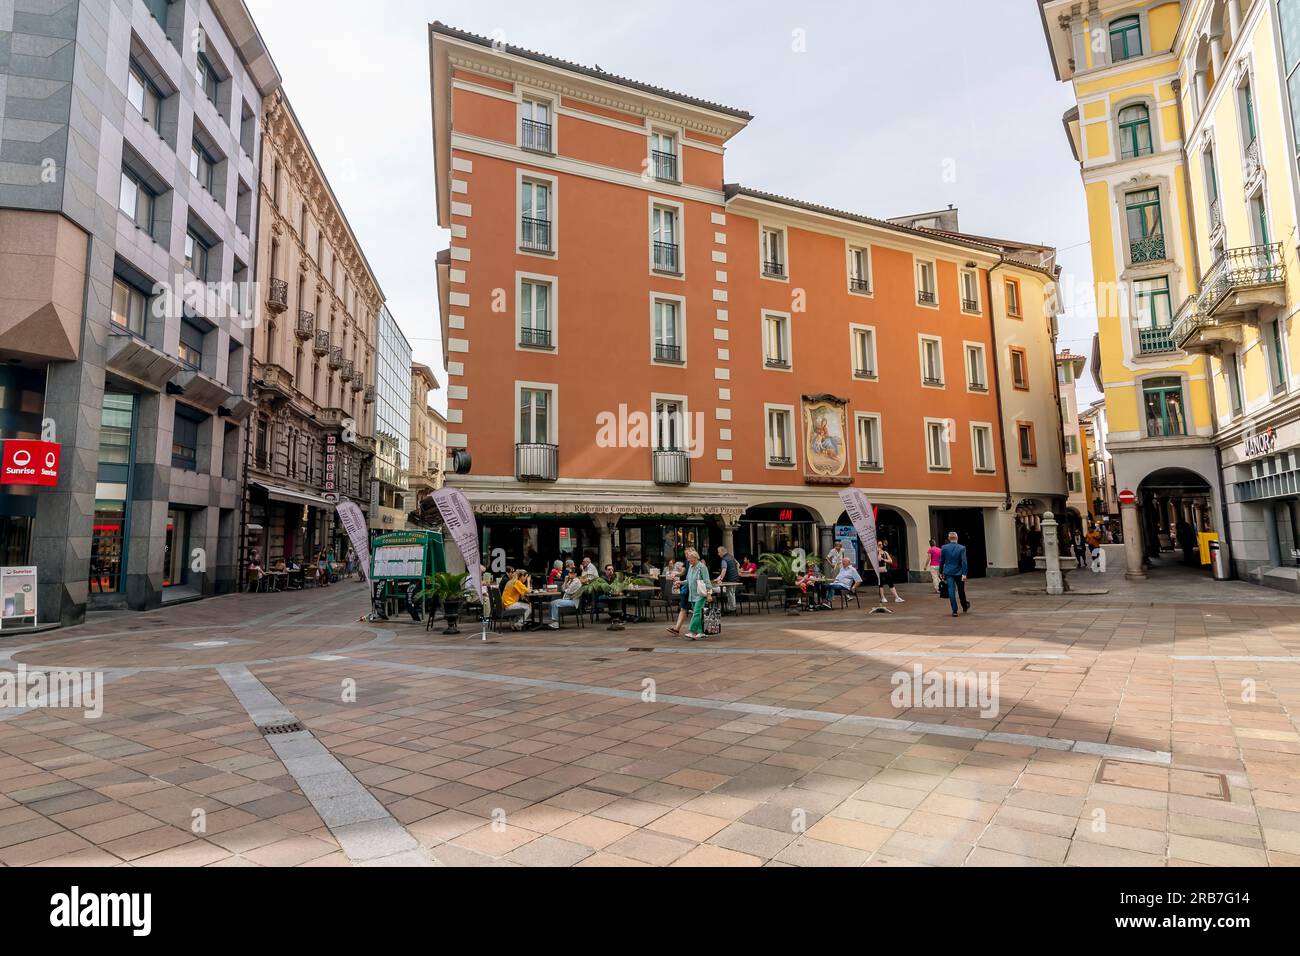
[838, 489, 883, 578]
[431, 487, 481, 597]
[335, 499, 371, 582]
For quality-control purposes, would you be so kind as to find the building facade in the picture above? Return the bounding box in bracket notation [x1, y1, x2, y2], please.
[246, 89, 383, 566]
[1040, 0, 1300, 588]
[1057, 350, 1091, 529]
[0, 0, 279, 622]
[371, 305, 411, 533]
[429, 23, 1067, 579]
[408, 362, 444, 509]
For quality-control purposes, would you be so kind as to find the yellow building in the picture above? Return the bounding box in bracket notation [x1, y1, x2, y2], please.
[1040, 0, 1300, 587]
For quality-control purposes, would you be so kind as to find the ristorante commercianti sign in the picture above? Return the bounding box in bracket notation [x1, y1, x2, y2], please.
[1, 440, 60, 487]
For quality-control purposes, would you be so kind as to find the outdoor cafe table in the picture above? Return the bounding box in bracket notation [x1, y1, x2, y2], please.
[267, 570, 288, 592]
[524, 590, 562, 628]
[715, 580, 741, 614]
[623, 585, 658, 623]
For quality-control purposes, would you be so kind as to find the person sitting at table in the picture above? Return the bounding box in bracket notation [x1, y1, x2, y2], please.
[271, 557, 286, 573]
[547, 560, 563, 587]
[579, 556, 598, 580]
[247, 554, 264, 592]
[546, 570, 584, 630]
[644, 561, 660, 579]
[501, 569, 531, 631]
[825, 555, 863, 605]
[739, 555, 757, 573]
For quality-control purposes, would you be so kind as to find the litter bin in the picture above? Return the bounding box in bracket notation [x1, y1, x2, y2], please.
[1208, 539, 1230, 580]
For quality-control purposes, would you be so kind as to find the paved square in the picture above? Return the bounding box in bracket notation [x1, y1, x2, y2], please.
[2, 564, 1299, 866]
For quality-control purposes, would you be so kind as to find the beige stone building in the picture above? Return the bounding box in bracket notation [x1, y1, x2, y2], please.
[409, 363, 445, 507]
[245, 90, 384, 566]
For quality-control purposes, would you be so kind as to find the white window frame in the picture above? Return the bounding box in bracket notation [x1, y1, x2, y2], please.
[515, 271, 558, 353]
[648, 196, 685, 279]
[919, 334, 944, 388]
[648, 126, 681, 183]
[649, 291, 687, 367]
[963, 341, 988, 392]
[850, 323, 877, 379]
[764, 403, 797, 469]
[516, 168, 558, 258]
[915, 258, 939, 307]
[846, 243, 873, 296]
[855, 412, 883, 472]
[517, 90, 556, 154]
[925, 417, 952, 472]
[970, 421, 996, 474]
[759, 224, 789, 282]
[651, 391, 691, 452]
[959, 269, 981, 313]
[762, 310, 793, 372]
[514, 380, 559, 446]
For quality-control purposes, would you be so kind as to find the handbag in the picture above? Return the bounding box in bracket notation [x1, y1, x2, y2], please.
[938, 577, 949, 599]
[703, 602, 722, 635]
[696, 577, 711, 598]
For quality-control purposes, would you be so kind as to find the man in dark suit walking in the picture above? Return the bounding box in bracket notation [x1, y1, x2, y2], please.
[940, 531, 970, 617]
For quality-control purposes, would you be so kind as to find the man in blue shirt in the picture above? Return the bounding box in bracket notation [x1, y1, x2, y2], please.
[939, 531, 970, 617]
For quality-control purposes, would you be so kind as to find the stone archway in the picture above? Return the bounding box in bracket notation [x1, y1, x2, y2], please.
[1136, 467, 1215, 568]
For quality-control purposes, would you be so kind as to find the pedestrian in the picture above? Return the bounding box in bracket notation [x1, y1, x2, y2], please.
[683, 547, 713, 641]
[874, 542, 904, 604]
[825, 540, 846, 575]
[714, 545, 739, 613]
[940, 531, 970, 617]
[316, 548, 330, 588]
[927, 539, 942, 593]
[1086, 526, 1104, 573]
[667, 561, 691, 636]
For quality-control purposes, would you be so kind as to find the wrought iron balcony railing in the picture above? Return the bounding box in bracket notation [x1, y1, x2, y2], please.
[652, 449, 690, 485]
[295, 310, 314, 339]
[849, 276, 871, 293]
[654, 343, 682, 363]
[363, 385, 375, 403]
[515, 442, 558, 481]
[1196, 242, 1284, 317]
[651, 149, 677, 182]
[917, 290, 936, 304]
[521, 118, 552, 153]
[1137, 325, 1177, 354]
[652, 241, 679, 274]
[519, 326, 552, 349]
[1129, 233, 1166, 264]
[313, 330, 330, 356]
[1209, 198, 1223, 233]
[339, 359, 354, 382]
[266, 278, 288, 313]
[328, 346, 344, 369]
[762, 259, 786, 278]
[962, 298, 980, 312]
[520, 217, 551, 253]
[1244, 137, 1262, 182]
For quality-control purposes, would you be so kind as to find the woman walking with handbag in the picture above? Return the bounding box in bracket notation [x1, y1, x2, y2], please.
[683, 548, 713, 641]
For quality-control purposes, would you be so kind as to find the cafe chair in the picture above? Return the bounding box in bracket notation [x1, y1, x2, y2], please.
[736, 573, 768, 615]
[555, 599, 584, 629]
[837, 585, 862, 610]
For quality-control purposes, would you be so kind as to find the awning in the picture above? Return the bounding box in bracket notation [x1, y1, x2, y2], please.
[253, 482, 336, 510]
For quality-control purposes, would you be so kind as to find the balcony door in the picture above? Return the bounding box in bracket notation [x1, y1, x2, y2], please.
[1125, 189, 1164, 262]
[655, 399, 684, 451]
[519, 387, 551, 446]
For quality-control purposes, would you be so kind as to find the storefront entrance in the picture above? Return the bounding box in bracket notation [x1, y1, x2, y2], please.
[738, 506, 817, 562]
[932, 507, 987, 578]
[163, 508, 190, 589]
[1138, 468, 1214, 567]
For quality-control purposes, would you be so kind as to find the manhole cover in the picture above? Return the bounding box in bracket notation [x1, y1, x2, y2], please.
[259, 721, 306, 735]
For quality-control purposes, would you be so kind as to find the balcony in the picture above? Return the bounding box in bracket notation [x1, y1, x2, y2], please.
[1129, 234, 1166, 264]
[339, 359, 354, 382]
[764, 357, 790, 370]
[853, 366, 877, 379]
[266, 278, 288, 313]
[363, 385, 375, 403]
[1173, 243, 1286, 352]
[520, 217, 551, 253]
[849, 276, 871, 294]
[295, 310, 314, 340]
[255, 363, 294, 403]
[515, 442, 558, 481]
[318, 406, 345, 428]
[768, 455, 794, 468]
[651, 149, 677, 182]
[923, 376, 944, 387]
[313, 329, 330, 356]
[519, 326, 553, 349]
[1209, 198, 1223, 234]
[859, 459, 881, 471]
[654, 343, 682, 363]
[652, 449, 691, 485]
[350, 375, 363, 393]
[917, 290, 936, 305]
[1136, 326, 1177, 355]
[106, 333, 182, 393]
[962, 298, 980, 313]
[328, 346, 344, 370]
[1244, 138, 1262, 183]
[968, 381, 988, 392]
[521, 118, 552, 153]
[652, 241, 679, 274]
[762, 259, 786, 279]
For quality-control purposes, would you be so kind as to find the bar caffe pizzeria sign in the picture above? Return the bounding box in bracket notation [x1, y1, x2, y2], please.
[1242, 427, 1277, 458]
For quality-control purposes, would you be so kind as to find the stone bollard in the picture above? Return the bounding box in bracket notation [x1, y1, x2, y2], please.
[1042, 511, 1064, 595]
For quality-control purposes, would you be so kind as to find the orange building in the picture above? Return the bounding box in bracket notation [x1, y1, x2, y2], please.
[429, 23, 1067, 578]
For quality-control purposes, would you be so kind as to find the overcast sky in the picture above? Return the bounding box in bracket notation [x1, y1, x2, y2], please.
[245, 0, 1102, 412]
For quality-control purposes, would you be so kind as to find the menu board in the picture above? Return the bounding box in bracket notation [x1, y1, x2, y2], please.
[372, 545, 424, 579]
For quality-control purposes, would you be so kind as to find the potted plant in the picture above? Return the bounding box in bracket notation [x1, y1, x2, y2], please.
[416, 571, 470, 634]
[758, 552, 820, 614]
[581, 572, 650, 631]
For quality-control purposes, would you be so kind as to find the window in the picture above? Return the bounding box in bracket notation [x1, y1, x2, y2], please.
[916, 260, 937, 304]
[763, 312, 791, 369]
[960, 270, 980, 312]
[1016, 421, 1037, 465]
[652, 298, 684, 363]
[651, 205, 679, 273]
[849, 247, 871, 293]
[145, 0, 170, 27]
[851, 326, 876, 378]
[518, 387, 552, 446]
[1239, 79, 1258, 149]
[178, 319, 204, 369]
[111, 277, 148, 335]
[1109, 16, 1142, 62]
[272, 160, 282, 211]
[1203, 145, 1221, 220]
[184, 230, 210, 279]
[1126, 188, 1165, 262]
[1005, 278, 1021, 317]
[118, 168, 155, 234]
[127, 61, 162, 128]
[965, 343, 987, 390]
[926, 420, 951, 470]
[856, 414, 881, 470]
[1064, 434, 1078, 455]
[650, 131, 677, 182]
[761, 228, 786, 278]
[1142, 377, 1187, 436]
[972, 424, 995, 473]
[766, 407, 794, 466]
[1134, 276, 1174, 353]
[1010, 346, 1029, 389]
[189, 140, 215, 192]
[1224, 354, 1245, 416]
[1069, 472, 1084, 493]
[171, 405, 203, 471]
[655, 399, 685, 450]
[1117, 103, 1153, 159]
[195, 53, 219, 103]
[920, 336, 943, 386]
[521, 98, 552, 152]
[518, 279, 552, 349]
[1268, 318, 1289, 394]
[91, 392, 136, 594]
[519, 178, 551, 253]
[1249, 191, 1271, 245]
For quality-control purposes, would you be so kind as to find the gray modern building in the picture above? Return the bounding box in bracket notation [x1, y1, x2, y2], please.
[370, 304, 411, 533]
[0, 0, 280, 624]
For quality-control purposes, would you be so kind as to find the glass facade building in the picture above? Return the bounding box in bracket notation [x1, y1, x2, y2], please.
[372, 306, 412, 530]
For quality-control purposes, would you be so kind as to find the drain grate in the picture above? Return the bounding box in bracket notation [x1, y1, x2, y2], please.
[259, 720, 306, 735]
[627, 647, 655, 653]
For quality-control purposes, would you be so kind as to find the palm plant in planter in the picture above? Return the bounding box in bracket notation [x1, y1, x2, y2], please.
[416, 571, 470, 634]
[758, 552, 821, 613]
[581, 573, 650, 631]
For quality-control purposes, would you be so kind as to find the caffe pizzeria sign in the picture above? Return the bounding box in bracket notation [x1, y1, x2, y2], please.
[1242, 427, 1277, 458]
